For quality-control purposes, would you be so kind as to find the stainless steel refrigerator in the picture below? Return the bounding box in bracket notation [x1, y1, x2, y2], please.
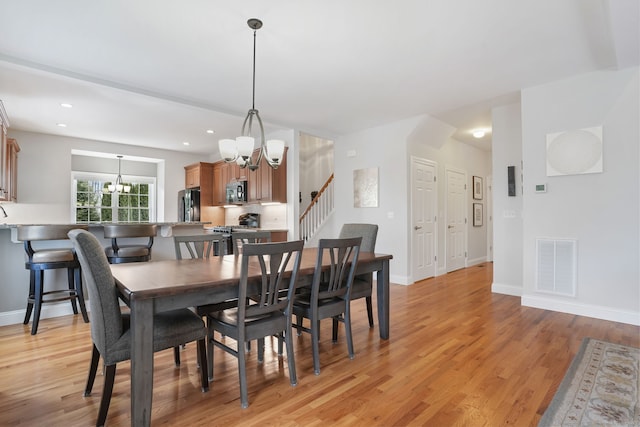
[178, 189, 200, 222]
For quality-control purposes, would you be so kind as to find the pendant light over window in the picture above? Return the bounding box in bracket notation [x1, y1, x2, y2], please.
[218, 18, 285, 171]
[106, 155, 131, 193]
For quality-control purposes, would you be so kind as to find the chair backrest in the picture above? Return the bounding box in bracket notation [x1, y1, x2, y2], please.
[17, 224, 89, 242]
[17, 224, 89, 262]
[173, 233, 226, 260]
[103, 224, 157, 240]
[338, 224, 378, 252]
[68, 229, 124, 357]
[238, 240, 304, 320]
[232, 230, 271, 255]
[313, 237, 362, 301]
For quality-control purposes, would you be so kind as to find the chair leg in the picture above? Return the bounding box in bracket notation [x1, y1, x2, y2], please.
[23, 270, 36, 325]
[97, 364, 117, 427]
[238, 339, 249, 408]
[277, 333, 284, 356]
[312, 317, 321, 376]
[207, 320, 214, 381]
[345, 304, 355, 360]
[257, 338, 264, 363]
[365, 296, 374, 327]
[30, 270, 44, 335]
[285, 328, 297, 386]
[75, 267, 90, 323]
[332, 317, 339, 343]
[67, 267, 79, 315]
[173, 346, 181, 366]
[295, 314, 302, 336]
[197, 339, 209, 392]
[84, 344, 100, 396]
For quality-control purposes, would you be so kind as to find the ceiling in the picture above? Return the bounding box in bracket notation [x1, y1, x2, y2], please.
[0, 0, 637, 156]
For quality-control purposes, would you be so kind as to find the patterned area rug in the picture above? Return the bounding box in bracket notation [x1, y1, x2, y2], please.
[539, 338, 639, 426]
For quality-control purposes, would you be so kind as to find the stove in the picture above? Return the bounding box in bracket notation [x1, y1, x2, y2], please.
[208, 225, 259, 254]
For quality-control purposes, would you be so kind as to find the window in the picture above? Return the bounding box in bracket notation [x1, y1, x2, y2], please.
[73, 172, 156, 223]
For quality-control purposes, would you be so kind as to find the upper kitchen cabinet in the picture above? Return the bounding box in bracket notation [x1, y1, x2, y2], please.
[184, 162, 214, 205]
[247, 147, 288, 204]
[212, 161, 229, 206]
[0, 105, 18, 202]
[5, 138, 19, 202]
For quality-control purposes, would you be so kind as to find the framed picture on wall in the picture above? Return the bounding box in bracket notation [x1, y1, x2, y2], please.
[473, 203, 483, 227]
[473, 176, 483, 200]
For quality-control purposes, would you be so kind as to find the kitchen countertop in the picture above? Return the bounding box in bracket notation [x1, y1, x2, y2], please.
[1, 222, 213, 242]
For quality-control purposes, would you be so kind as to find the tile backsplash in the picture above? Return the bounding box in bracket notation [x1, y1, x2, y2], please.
[224, 204, 287, 229]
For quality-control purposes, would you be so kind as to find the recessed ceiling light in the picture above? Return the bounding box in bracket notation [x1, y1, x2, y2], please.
[56, 123, 67, 127]
[206, 129, 215, 134]
[60, 103, 73, 108]
[183, 141, 190, 146]
[473, 130, 485, 138]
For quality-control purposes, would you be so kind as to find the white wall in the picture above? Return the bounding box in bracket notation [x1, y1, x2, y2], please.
[518, 68, 639, 325]
[330, 117, 415, 285]
[491, 103, 524, 295]
[313, 114, 491, 285]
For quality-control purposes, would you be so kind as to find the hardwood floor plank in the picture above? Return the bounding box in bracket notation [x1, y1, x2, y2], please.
[1, 262, 638, 426]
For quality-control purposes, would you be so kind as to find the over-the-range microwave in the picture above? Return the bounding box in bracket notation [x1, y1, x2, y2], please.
[226, 180, 247, 204]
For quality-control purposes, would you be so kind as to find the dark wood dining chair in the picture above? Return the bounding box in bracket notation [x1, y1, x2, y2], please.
[293, 237, 362, 375]
[173, 232, 226, 260]
[103, 224, 157, 264]
[17, 224, 90, 335]
[68, 229, 208, 427]
[338, 223, 378, 327]
[174, 232, 237, 362]
[207, 240, 304, 408]
[231, 230, 271, 254]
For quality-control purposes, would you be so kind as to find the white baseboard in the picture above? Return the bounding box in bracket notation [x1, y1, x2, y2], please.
[491, 282, 523, 297]
[0, 302, 83, 328]
[467, 256, 486, 267]
[522, 294, 640, 326]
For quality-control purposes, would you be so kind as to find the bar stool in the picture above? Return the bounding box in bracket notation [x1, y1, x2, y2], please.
[17, 224, 90, 335]
[103, 224, 157, 264]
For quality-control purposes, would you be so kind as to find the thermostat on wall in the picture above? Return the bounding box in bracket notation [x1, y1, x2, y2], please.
[535, 184, 547, 193]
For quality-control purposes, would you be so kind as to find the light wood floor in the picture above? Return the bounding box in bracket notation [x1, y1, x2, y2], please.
[1, 263, 638, 426]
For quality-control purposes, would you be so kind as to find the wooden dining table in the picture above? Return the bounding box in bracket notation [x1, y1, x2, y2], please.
[110, 247, 393, 427]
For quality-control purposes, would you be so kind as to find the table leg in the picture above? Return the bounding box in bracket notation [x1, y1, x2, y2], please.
[130, 299, 154, 427]
[376, 259, 390, 339]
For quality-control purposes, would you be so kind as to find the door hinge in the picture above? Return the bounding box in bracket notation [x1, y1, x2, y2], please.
[464, 184, 467, 190]
[465, 251, 467, 257]
[434, 176, 437, 182]
[434, 255, 437, 261]
[465, 218, 467, 224]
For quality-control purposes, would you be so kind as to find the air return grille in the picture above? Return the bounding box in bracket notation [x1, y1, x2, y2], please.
[536, 238, 577, 296]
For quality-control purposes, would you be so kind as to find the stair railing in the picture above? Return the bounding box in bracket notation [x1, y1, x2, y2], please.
[299, 174, 334, 241]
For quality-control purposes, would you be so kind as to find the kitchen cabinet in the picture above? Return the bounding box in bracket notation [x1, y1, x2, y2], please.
[184, 162, 214, 205]
[5, 138, 19, 202]
[247, 147, 288, 204]
[212, 161, 229, 206]
[213, 146, 287, 206]
[270, 231, 287, 242]
[0, 109, 17, 203]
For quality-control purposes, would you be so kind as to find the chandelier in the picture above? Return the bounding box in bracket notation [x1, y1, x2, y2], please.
[106, 155, 131, 193]
[218, 18, 285, 171]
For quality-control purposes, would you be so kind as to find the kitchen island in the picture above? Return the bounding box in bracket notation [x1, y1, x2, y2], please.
[0, 222, 221, 327]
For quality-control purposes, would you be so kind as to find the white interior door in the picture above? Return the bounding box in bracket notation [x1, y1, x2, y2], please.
[411, 157, 436, 282]
[446, 168, 467, 272]
[486, 174, 493, 262]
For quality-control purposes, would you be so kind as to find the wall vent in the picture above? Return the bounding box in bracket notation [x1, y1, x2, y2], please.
[536, 238, 577, 296]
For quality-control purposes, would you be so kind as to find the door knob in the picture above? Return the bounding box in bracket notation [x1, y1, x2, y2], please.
[448, 225, 454, 229]
[414, 225, 422, 230]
